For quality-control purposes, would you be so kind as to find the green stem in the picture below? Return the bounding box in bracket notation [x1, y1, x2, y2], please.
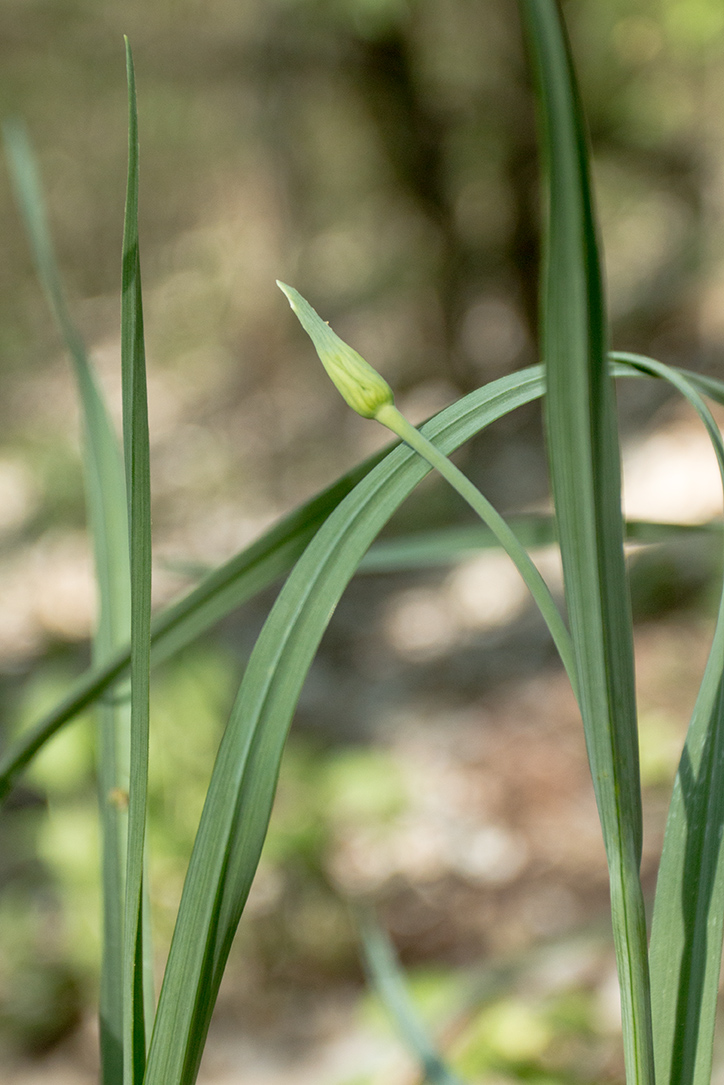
[375, 403, 577, 693]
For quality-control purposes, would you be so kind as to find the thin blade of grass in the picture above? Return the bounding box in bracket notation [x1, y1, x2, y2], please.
[518, 3, 654, 1084]
[357, 909, 466, 1085]
[121, 40, 152, 1085]
[3, 121, 130, 1084]
[359, 518, 718, 572]
[158, 513, 713, 581]
[613, 352, 724, 1085]
[142, 368, 549, 1085]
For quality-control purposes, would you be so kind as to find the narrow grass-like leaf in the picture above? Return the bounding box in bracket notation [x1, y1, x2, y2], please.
[358, 909, 466, 1085]
[4, 121, 130, 1084]
[121, 40, 152, 1085]
[518, 3, 654, 1083]
[359, 518, 717, 572]
[143, 369, 549, 1085]
[614, 352, 724, 1085]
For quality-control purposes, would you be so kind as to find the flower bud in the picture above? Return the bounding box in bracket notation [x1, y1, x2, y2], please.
[277, 281, 394, 419]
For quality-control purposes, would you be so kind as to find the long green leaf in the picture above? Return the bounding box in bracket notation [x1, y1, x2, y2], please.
[518, 4, 654, 1084]
[121, 40, 152, 1085]
[3, 121, 131, 1083]
[143, 368, 547, 1085]
[358, 910, 465, 1085]
[360, 517, 719, 572]
[614, 353, 724, 1085]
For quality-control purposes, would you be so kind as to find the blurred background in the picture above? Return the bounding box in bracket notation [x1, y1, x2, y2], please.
[2, 0, 724, 1081]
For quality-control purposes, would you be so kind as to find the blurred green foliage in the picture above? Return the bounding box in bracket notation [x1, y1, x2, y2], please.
[0, 642, 417, 1053]
[356, 973, 609, 1085]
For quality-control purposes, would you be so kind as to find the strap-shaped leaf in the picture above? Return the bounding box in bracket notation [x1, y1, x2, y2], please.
[4, 120, 131, 1085]
[518, 3, 654, 1083]
[143, 369, 546, 1085]
[360, 517, 719, 572]
[121, 41, 153, 1084]
[614, 353, 724, 1085]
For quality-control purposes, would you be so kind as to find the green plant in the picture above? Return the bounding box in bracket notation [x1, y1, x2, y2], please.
[3, 2, 724, 1085]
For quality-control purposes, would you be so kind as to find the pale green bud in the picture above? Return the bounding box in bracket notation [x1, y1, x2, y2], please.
[277, 281, 394, 419]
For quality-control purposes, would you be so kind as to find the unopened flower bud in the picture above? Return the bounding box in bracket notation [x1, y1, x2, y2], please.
[277, 281, 394, 419]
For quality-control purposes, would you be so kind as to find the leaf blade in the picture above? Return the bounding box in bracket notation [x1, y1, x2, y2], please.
[517, 3, 654, 1083]
[143, 369, 547, 1085]
[3, 119, 131, 1084]
[121, 40, 152, 1084]
[614, 352, 724, 1085]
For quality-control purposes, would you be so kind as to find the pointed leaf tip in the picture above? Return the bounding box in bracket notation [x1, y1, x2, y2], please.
[277, 281, 394, 419]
